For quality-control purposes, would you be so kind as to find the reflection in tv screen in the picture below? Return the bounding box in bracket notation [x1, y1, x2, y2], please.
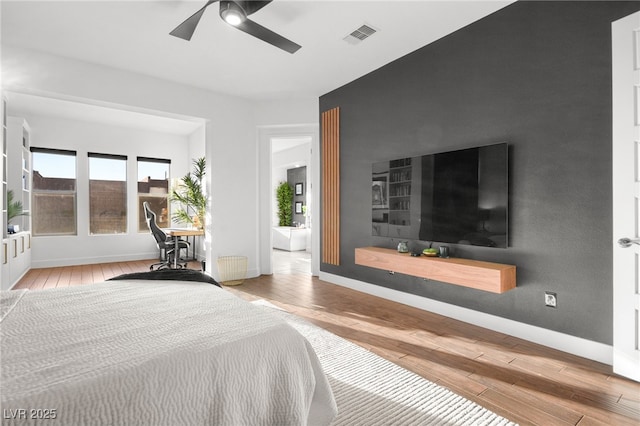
[371, 143, 508, 248]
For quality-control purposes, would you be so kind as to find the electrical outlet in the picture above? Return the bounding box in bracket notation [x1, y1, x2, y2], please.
[545, 292, 557, 308]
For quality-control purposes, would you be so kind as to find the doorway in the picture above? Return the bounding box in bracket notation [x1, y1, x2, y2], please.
[272, 137, 312, 275]
[257, 124, 320, 276]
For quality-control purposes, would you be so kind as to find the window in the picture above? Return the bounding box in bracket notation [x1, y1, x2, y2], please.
[137, 157, 170, 232]
[31, 148, 77, 236]
[89, 153, 127, 234]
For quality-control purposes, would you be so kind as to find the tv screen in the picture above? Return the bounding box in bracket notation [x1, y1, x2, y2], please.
[371, 143, 508, 248]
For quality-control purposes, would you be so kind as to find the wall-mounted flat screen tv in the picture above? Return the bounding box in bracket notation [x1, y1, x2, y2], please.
[372, 143, 508, 248]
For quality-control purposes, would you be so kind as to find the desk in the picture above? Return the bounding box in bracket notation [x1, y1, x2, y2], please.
[165, 228, 205, 269]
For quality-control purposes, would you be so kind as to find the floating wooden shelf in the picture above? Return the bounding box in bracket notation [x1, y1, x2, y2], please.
[355, 246, 516, 294]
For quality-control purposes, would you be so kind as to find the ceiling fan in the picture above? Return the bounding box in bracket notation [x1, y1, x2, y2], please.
[170, 0, 301, 54]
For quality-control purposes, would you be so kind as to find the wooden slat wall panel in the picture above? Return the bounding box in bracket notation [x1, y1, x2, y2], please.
[322, 107, 340, 265]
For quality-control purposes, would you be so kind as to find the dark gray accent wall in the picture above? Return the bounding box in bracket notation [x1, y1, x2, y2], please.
[287, 166, 307, 225]
[319, 1, 640, 345]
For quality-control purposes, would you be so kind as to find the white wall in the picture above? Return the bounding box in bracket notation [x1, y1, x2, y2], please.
[2, 46, 260, 279]
[254, 100, 320, 273]
[188, 126, 206, 162]
[254, 99, 318, 127]
[9, 112, 192, 267]
[2, 46, 326, 279]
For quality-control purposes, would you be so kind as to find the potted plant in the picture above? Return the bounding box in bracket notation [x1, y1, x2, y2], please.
[170, 157, 207, 229]
[276, 181, 293, 226]
[7, 190, 28, 233]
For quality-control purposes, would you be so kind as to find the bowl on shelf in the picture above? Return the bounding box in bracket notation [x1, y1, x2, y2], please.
[422, 248, 438, 257]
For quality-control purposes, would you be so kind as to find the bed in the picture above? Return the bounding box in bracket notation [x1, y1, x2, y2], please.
[0, 272, 337, 425]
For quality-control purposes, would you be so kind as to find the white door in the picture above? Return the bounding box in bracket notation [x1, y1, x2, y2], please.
[612, 10, 640, 382]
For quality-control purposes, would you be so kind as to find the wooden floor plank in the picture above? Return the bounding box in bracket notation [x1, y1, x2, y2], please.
[44, 268, 64, 289]
[91, 263, 105, 283]
[56, 267, 72, 288]
[68, 265, 84, 286]
[80, 264, 93, 284]
[11, 262, 640, 425]
[29, 268, 49, 290]
[13, 268, 40, 290]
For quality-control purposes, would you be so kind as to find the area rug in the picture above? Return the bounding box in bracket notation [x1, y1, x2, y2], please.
[252, 300, 517, 426]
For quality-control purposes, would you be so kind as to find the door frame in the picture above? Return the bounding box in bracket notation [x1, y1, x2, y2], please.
[257, 124, 320, 276]
[612, 10, 640, 382]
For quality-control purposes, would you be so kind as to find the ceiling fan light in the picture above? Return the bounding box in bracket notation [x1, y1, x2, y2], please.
[220, 2, 246, 26]
[223, 11, 243, 26]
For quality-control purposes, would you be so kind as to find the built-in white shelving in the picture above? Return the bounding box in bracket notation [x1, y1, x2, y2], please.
[1, 96, 8, 286]
[2, 97, 7, 239]
[2, 114, 32, 290]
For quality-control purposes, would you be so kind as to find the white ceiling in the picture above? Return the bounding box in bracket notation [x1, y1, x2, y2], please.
[1, 0, 514, 102]
[8, 92, 205, 136]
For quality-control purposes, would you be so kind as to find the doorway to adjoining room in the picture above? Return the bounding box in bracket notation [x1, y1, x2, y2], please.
[271, 136, 312, 275]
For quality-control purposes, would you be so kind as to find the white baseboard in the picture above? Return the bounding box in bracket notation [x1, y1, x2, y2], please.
[246, 268, 260, 279]
[30, 252, 168, 269]
[320, 272, 613, 365]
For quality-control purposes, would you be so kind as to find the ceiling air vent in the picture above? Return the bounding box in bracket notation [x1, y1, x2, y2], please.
[343, 24, 378, 45]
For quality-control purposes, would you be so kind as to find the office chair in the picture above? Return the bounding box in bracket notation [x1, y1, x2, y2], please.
[143, 202, 189, 270]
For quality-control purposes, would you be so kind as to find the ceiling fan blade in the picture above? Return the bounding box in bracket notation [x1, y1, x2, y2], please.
[170, 0, 219, 41]
[235, 18, 301, 54]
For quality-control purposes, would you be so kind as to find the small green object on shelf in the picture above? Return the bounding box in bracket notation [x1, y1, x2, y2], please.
[422, 247, 438, 257]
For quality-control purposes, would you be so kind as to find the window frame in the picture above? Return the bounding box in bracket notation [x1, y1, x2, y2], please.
[88, 152, 128, 235]
[137, 156, 171, 233]
[30, 147, 78, 237]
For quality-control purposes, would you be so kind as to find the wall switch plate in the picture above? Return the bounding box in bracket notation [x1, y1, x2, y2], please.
[545, 291, 557, 308]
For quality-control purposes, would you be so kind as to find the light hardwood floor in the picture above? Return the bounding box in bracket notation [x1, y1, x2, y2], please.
[14, 260, 640, 426]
